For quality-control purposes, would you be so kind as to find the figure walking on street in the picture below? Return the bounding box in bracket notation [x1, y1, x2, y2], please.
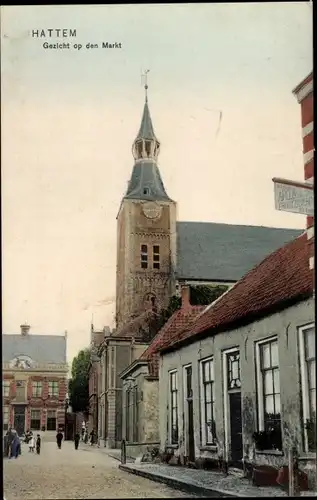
[10, 431, 21, 459]
[56, 430, 63, 449]
[74, 432, 80, 450]
[36, 434, 41, 455]
[29, 433, 35, 453]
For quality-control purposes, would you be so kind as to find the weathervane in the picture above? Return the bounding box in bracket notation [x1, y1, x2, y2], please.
[141, 69, 150, 102]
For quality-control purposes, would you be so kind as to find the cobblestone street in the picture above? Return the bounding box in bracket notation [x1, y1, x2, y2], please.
[3, 441, 196, 499]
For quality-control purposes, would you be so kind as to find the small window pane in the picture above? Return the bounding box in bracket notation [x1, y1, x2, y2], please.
[264, 395, 274, 414]
[206, 427, 213, 444]
[274, 394, 281, 414]
[262, 344, 271, 369]
[232, 360, 239, 380]
[171, 372, 177, 390]
[141, 262, 148, 269]
[310, 389, 316, 413]
[141, 244, 147, 253]
[273, 369, 280, 392]
[172, 408, 177, 424]
[206, 402, 212, 422]
[306, 329, 315, 359]
[153, 263, 160, 269]
[264, 371, 274, 394]
[153, 254, 160, 261]
[153, 245, 159, 254]
[205, 384, 212, 403]
[203, 361, 211, 382]
[271, 342, 279, 366]
[308, 361, 316, 390]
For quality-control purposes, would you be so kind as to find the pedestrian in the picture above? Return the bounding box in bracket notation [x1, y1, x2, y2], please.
[74, 432, 80, 450]
[29, 433, 35, 453]
[56, 430, 63, 449]
[89, 429, 95, 446]
[84, 430, 88, 444]
[36, 434, 41, 455]
[10, 431, 21, 459]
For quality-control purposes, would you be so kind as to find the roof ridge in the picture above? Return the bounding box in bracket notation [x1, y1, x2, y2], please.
[177, 220, 304, 231]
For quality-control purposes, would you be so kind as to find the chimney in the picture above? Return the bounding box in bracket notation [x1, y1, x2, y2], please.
[181, 285, 191, 309]
[20, 322, 30, 336]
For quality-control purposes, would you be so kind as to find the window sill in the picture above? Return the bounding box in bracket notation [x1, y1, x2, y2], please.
[200, 445, 218, 452]
[166, 444, 179, 449]
[255, 449, 284, 456]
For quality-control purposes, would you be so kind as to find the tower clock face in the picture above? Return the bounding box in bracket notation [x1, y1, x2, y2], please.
[142, 202, 162, 220]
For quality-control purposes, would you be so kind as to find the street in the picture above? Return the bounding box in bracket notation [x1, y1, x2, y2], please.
[3, 440, 196, 499]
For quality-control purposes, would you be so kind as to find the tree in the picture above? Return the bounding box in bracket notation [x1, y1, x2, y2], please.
[68, 348, 91, 414]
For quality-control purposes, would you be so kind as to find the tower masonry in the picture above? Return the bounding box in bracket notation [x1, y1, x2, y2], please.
[116, 86, 177, 329]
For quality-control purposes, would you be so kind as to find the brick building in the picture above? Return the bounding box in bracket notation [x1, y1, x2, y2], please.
[292, 71, 314, 290]
[2, 323, 68, 436]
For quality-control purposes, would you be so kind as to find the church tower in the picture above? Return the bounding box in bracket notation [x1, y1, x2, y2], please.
[116, 79, 177, 329]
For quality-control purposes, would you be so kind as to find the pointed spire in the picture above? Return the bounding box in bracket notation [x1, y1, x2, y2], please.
[132, 70, 160, 162]
[125, 74, 171, 202]
[135, 100, 157, 141]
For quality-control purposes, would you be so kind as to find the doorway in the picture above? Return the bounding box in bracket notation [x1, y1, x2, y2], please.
[223, 349, 243, 468]
[229, 392, 243, 466]
[13, 405, 26, 436]
[184, 364, 195, 463]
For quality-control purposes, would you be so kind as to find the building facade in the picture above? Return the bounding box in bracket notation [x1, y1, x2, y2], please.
[2, 323, 68, 436]
[120, 286, 205, 458]
[100, 85, 302, 448]
[159, 234, 315, 486]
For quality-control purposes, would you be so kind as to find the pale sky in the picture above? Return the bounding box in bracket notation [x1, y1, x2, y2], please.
[1, 3, 313, 365]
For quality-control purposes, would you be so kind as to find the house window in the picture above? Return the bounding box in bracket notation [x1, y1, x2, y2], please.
[143, 187, 150, 195]
[16, 380, 26, 401]
[169, 371, 178, 444]
[48, 381, 59, 397]
[3, 380, 10, 398]
[299, 324, 316, 452]
[200, 358, 215, 445]
[47, 410, 57, 431]
[30, 410, 41, 431]
[256, 337, 282, 450]
[32, 381, 42, 398]
[3, 406, 9, 431]
[141, 244, 148, 269]
[153, 245, 160, 270]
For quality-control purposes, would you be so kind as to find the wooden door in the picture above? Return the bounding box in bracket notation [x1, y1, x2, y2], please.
[229, 392, 243, 467]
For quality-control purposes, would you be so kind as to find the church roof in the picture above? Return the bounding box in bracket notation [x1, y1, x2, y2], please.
[161, 232, 312, 354]
[176, 221, 303, 282]
[2, 334, 67, 364]
[124, 160, 172, 201]
[135, 100, 157, 141]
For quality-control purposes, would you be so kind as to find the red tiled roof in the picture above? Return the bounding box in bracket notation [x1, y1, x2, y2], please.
[140, 305, 205, 377]
[161, 233, 311, 353]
